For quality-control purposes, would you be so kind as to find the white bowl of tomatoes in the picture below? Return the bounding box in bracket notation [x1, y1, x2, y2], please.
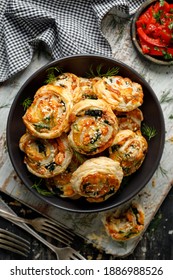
[131, 0, 173, 65]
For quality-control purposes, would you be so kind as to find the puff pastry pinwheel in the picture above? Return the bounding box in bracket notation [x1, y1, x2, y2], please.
[50, 72, 79, 101]
[115, 108, 143, 132]
[102, 201, 145, 241]
[109, 129, 148, 176]
[93, 76, 143, 112]
[73, 77, 101, 103]
[19, 133, 73, 178]
[70, 157, 124, 202]
[22, 84, 73, 139]
[46, 151, 87, 198]
[68, 99, 119, 155]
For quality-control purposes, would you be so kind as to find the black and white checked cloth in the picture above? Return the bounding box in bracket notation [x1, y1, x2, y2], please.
[0, 0, 145, 82]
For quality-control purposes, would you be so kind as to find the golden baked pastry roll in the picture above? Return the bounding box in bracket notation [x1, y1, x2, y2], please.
[19, 133, 73, 178]
[70, 157, 123, 202]
[22, 84, 73, 139]
[45, 151, 87, 198]
[115, 108, 143, 132]
[50, 72, 79, 101]
[93, 76, 143, 112]
[68, 99, 119, 155]
[102, 201, 145, 241]
[109, 129, 148, 176]
[74, 77, 101, 103]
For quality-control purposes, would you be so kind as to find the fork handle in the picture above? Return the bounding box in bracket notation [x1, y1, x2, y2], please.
[0, 209, 31, 224]
[0, 209, 60, 259]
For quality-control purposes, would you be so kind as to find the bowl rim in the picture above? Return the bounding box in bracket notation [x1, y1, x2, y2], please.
[6, 54, 165, 213]
[131, 0, 173, 66]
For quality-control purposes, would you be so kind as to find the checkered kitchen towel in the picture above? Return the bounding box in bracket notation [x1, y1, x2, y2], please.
[0, 0, 145, 82]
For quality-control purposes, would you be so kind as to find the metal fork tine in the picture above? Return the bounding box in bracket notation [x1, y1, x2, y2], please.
[69, 249, 86, 260]
[42, 221, 74, 241]
[0, 229, 30, 257]
[0, 243, 28, 257]
[44, 220, 75, 239]
[0, 229, 30, 248]
[0, 239, 29, 256]
[40, 228, 71, 245]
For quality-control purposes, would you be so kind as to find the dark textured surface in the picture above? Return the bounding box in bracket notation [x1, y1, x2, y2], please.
[0, 187, 173, 260]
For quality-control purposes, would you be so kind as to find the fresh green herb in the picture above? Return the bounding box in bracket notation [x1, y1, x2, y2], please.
[162, 50, 173, 60]
[34, 123, 50, 131]
[159, 0, 164, 7]
[159, 164, 168, 177]
[160, 90, 173, 103]
[0, 103, 10, 109]
[73, 123, 79, 131]
[153, 10, 163, 24]
[32, 179, 54, 196]
[22, 97, 32, 111]
[141, 123, 157, 140]
[45, 67, 63, 84]
[168, 22, 173, 30]
[86, 64, 119, 78]
[169, 114, 173, 119]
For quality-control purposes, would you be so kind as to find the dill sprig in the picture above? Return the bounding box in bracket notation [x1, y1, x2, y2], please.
[0, 103, 10, 109]
[159, 165, 168, 177]
[141, 123, 157, 140]
[86, 64, 119, 78]
[45, 66, 63, 84]
[159, 0, 164, 7]
[32, 179, 54, 196]
[22, 97, 33, 111]
[160, 90, 173, 104]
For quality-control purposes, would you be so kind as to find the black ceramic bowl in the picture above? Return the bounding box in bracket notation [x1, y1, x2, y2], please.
[131, 0, 173, 65]
[6, 54, 165, 213]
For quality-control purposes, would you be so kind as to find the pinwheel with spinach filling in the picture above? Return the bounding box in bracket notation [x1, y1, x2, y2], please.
[50, 72, 79, 101]
[109, 129, 148, 176]
[93, 76, 143, 111]
[19, 133, 73, 178]
[70, 157, 123, 202]
[68, 99, 118, 155]
[22, 84, 73, 139]
[102, 201, 145, 241]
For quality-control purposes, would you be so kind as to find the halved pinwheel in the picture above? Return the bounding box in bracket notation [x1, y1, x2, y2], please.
[22, 84, 73, 139]
[70, 157, 123, 202]
[102, 201, 145, 241]
[68, 99, 119, 155]
[93, 76, 143, 111]
[19, 133, 73, 178]
[109, 129, 148, 176]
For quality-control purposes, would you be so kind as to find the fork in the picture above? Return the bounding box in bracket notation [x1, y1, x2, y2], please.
[0, 228, 30, 257]
[0, 209, 74, 246]
[0, 209, 85, 260]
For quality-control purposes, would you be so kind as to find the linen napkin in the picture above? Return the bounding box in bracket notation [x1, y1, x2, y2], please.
[0, 0, 145, 82]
